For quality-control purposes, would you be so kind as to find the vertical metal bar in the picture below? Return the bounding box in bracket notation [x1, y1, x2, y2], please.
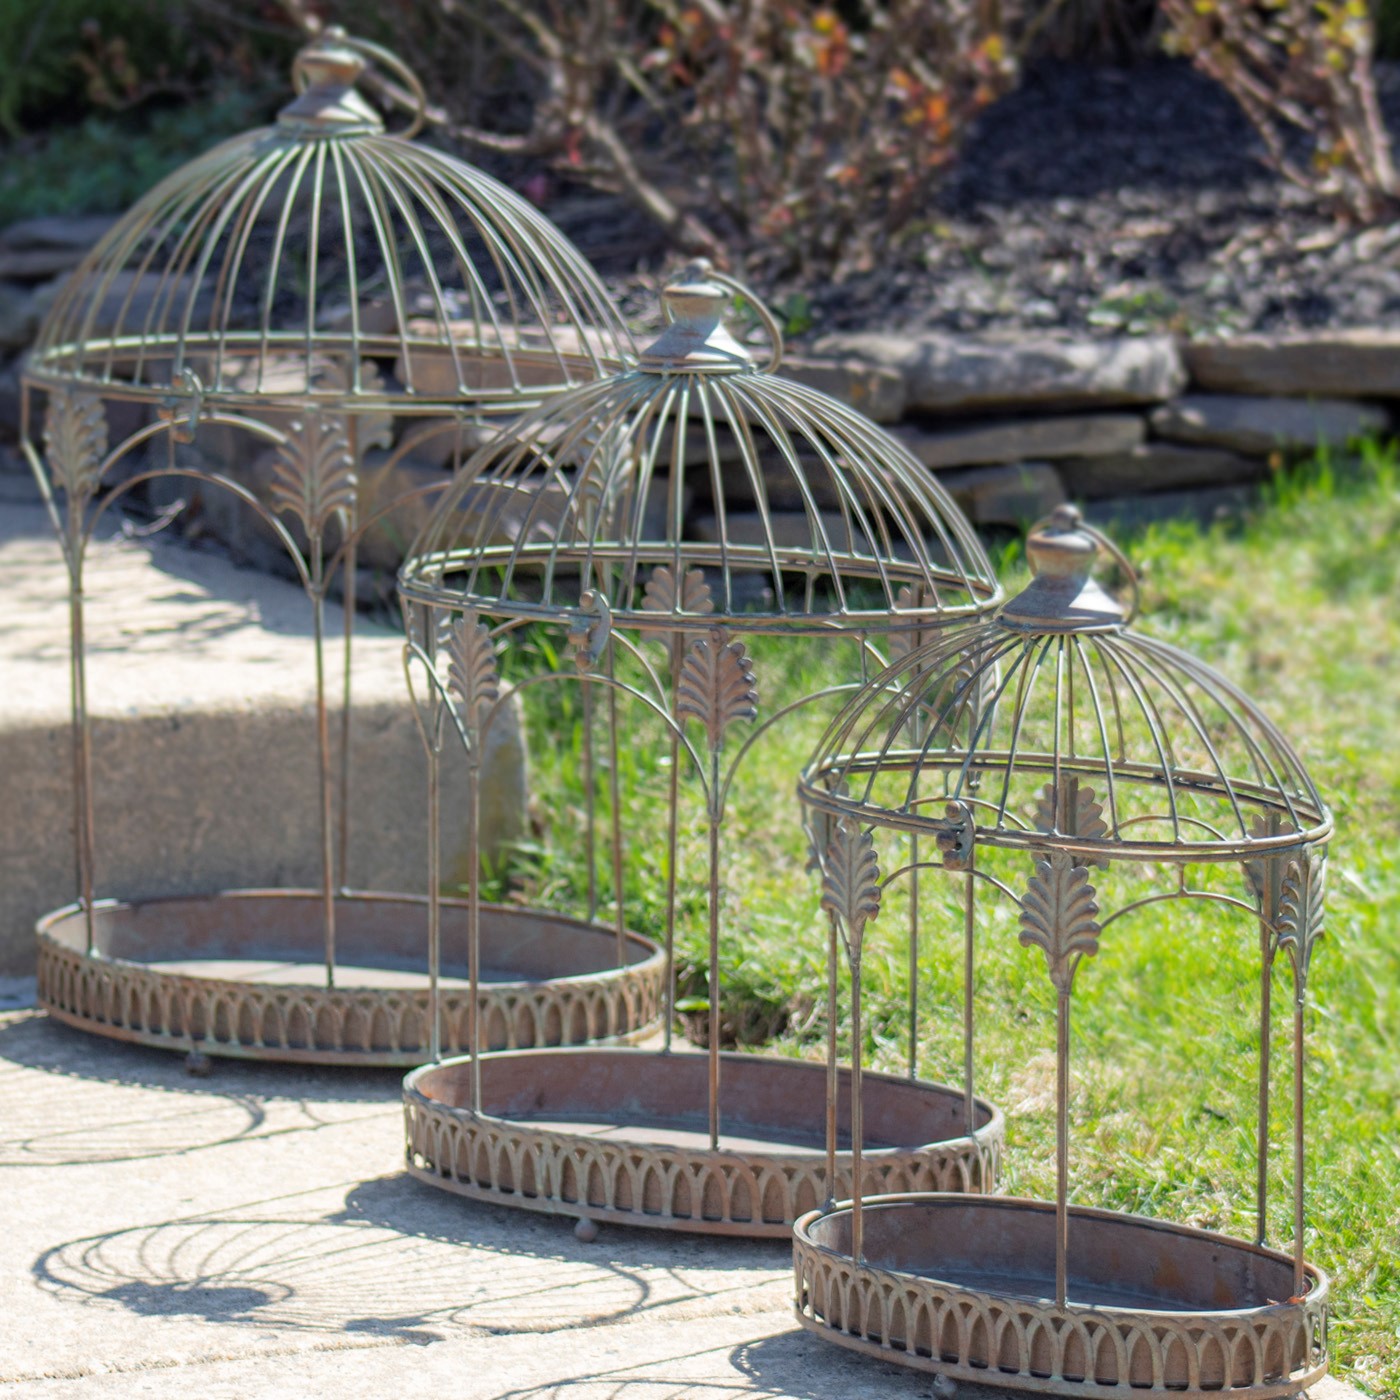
[310, 551, 337, 989]
[824, 911, 839, 1208]
[707, 744, 722, 1151]
[963, 866, 976, 1136]
[582, 677, 598, 921]
[1293, 988, 1306, 1298]
[337, 500, 357, 892]
[661, 644, 682, 1052]
[851, 955, 864, 1266]
[1055, 988, 1071, 1309]
[67, 533, 96, 952]
[1257, 911, 1274, 1245]
[606, 650, 626, 966]
[907, 835, 919, 1079]
[1255, 814, 1282, 1246]
[468, 755, 482, 1115]
[427, 745, 442, 1063]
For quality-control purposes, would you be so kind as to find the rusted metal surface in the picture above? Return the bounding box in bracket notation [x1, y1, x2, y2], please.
[22, 27, 634, 1062]
[37, 891, 662, 1067]
[397, 265, 1004, 1232]
[404, 1050, 1003, 1237]
[799, 507, 1333, 1389]
[794, 1195, 1329, 1397]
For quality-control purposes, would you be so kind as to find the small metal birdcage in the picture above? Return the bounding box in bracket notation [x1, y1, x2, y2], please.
[399, 262, 1006, 1238]
[22, 27, 661, 1067]
[794, 505, 1332, 1396]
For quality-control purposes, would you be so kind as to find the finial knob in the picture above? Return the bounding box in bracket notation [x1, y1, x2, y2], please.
[1025, 504, 1099, 581]
[292, 29, 367, 90]
[638, 260, 753, 373]
[1001, 506, 1129, 633]
[280, 29, 382, 134]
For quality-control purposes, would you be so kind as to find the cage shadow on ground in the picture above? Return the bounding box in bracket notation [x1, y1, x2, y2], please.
[31, 1172, 790, 1344]
[0, 1010, 399, 1165]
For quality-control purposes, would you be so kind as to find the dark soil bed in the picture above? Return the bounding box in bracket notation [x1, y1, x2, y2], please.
[543, 59, 1400, 343]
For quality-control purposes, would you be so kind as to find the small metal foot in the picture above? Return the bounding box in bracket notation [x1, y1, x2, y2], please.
[184, 1049, 212, 1077]
[574, 1217, 599, 1243]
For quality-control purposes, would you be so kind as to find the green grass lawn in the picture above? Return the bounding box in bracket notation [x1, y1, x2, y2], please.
[486, 444, 1400, 1396]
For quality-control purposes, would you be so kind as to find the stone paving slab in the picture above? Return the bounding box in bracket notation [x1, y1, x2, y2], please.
[0, 996, 1366, 1399]
[0, 483, 524, 973]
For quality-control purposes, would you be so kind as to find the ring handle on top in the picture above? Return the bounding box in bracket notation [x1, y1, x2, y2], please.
[293, 26, 429, 141]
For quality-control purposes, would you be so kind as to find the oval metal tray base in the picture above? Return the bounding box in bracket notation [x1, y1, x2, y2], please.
[37, 891, 664, 1067]
[404, 1047, 1003, 1238]
[793, 1194, 1328, 1398]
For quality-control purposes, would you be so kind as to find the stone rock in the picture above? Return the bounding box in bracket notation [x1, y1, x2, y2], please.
[1086, 484, 1257, 531]
[893, 412, 1145, 469]
[0, 362, 20, 443]
[394, 318, 623, 398]
[691, 509, 885, 556]
[0, 214, 117, 281]
[0, 283, 39, 351]
[42, 267, 211, 339]
[1150, 394, 1389, 456]
[778, 354, 907, 422]
[1184, 331, 1400, 398]
[934, 462, 1066, 527]
[812, 331, 1185, 414]
[1058, 443, 1263, 499]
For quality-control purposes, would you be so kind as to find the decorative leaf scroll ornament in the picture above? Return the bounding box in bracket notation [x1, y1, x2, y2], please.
[269, 414, 356, 537]
[1032, 781, 1109, 867]
[567, 590, 613, 672]
[1018, 850, 1101, 995]
[44, 389, 108, 502]
[676, 628, 759, 748]
[642, 565, 714, 620]
[1277, 849, 1326, 991]
[444, 612, 500, 732]
[1242, 811, 1297, 905]
[889, 582, 934, 662]
[820, 819, 881, 962]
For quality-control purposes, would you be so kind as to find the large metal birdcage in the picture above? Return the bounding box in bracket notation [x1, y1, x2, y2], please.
[795, 504, 1332, 1396]
[23, 27, 662, 1068]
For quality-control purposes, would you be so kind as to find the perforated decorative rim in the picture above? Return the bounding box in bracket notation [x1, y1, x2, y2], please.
[793, 1194, 1329, 1398]
[36, 891, 664, 1067]
[403, 1049, 1004, 1237]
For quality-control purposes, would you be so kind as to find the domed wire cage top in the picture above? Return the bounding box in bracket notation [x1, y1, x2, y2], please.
[25, 27, 633, 415]
[801, 503, 1330, 864]
[399, 261, 997, 634]
[793, 505, 1333, 1393]
[20, 29, 641, 1063]
[394, 266, 1004, 1231]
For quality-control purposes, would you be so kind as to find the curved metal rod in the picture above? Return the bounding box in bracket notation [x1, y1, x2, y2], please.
[702, 266, 784, 373]
[1098, 885, 1267, 931]
[86, 467, 313, 594]
[336, 30, 429, 140]
[879, 859, 1023, 909]
[19, 437, 67, 560]
[717, 677, 872, 814]
[401, 638, 472, 761]
[326, 477, 456, 582]
[472, 669, 710, 795]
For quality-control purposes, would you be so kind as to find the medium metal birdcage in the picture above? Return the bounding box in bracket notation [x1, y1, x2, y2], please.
[795, 504, 1332, 1395]
[22, 27, 662, 1068]
[399, 263, 1006, 1238]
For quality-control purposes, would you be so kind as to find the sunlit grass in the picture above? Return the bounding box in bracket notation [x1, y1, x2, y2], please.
[483, 441, 1400, 1395]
